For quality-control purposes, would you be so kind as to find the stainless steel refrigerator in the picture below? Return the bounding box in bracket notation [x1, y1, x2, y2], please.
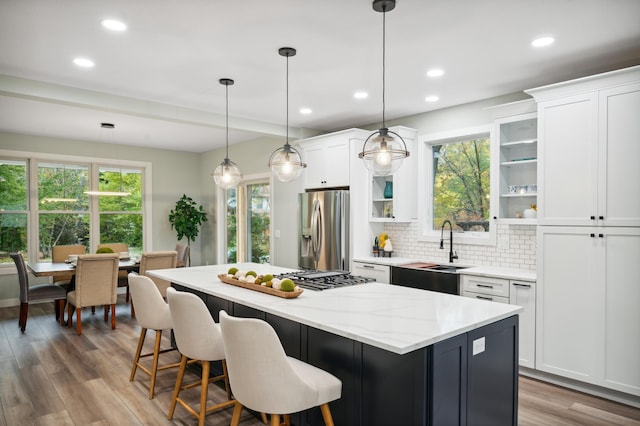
[298, 190, 349, 271]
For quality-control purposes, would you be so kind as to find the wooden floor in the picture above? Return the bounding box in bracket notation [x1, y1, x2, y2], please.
[1, 296, 639, 426]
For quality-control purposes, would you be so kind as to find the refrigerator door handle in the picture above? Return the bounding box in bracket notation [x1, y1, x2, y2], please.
[311, 199, 322, 264]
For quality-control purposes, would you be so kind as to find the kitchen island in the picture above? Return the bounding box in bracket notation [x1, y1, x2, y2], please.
[149, 263, 522, 426]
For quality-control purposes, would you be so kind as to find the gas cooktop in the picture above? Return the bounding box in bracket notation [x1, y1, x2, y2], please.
[275, 270, 375, 291]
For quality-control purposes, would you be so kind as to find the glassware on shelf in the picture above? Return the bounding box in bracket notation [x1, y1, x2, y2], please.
[383, 181, 393, 198]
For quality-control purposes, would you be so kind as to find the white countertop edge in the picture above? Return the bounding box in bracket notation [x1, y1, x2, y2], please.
[352, 256, 419, 266]
[460, 266, 536, 282]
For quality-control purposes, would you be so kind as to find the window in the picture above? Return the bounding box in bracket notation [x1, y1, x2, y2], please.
[432, 137, 490, 231]
[0, 159, 28, 263]
[97, 167, 143, 256]
[0, 151, 150, 267]
[38, 163, 90, 261]
[220, 175, 270, 264]
[419, 125, 495, 244]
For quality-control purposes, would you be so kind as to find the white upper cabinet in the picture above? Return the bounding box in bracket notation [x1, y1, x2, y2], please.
[299, 129, 367, 190]
[598, 84, 640, 227]
[487, 99, 538, 223]
[526, 66, 640, 227]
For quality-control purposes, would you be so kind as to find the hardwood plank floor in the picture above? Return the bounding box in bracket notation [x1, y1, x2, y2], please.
[1, 296, 639, 425]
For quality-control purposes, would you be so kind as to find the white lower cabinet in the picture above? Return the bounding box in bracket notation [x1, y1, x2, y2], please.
[537, 226, 640, 396]
[352, 261, 390, 283]
[461, 275, 536, 368]
[509, 280, 536, 369]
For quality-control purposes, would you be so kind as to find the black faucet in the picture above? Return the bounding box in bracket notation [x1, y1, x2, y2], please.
[440, 220, 458, 263]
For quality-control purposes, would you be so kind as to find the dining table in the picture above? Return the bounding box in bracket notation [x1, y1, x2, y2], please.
[27, 259, 140, 278]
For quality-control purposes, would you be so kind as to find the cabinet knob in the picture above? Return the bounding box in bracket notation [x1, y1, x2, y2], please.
[493, 216, 497, 220]
[590, 216, 596, 220]
[590, 233, 596, 238]
[599, 234, 604, 238]
[599, 216, 604, 220]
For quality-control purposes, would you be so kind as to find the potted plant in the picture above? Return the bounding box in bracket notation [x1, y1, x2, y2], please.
[168, 194, 208, 266]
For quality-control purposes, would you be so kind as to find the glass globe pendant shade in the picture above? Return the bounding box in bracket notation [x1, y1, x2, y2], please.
[213, 157, 242, 189]
[268, 143, 306, 182]
[359, 127, 409, 176]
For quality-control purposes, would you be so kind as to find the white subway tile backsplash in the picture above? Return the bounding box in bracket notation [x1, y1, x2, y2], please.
[382, 222, 536, 271]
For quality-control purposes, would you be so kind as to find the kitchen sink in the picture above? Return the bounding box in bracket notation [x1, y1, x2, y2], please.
[425, 265, 469, 272]
[400, 262, 469, 272]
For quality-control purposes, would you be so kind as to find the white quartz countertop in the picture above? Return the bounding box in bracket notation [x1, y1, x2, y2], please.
[352, 256, 419, 266]
[150, 263, 522, 355]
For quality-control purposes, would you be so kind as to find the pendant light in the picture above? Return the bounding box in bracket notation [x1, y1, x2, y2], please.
[268, 47, 307, 182]
[85, 123, 131, 197]
[213, 78, 242, 189]
[359, 0, 409, 176]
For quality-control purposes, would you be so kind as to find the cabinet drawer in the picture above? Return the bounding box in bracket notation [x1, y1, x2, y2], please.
[352, 262, 390, 283]
[461, 275, 510, 298]
[462, 290, 509, 304]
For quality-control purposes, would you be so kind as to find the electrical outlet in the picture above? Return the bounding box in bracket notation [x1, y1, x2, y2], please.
[473, 337, 486, 356]
[275, 229, 281, 238]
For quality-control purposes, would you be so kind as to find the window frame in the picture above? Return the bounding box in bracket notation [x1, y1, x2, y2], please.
[0, 157, 29, 268]
[94, 165, 145, 256]
[417, 125, 497, 246]
[0, 149, 152, 274]
[216, 172, 271, 264]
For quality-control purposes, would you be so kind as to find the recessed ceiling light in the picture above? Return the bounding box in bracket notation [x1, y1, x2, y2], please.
[425, 95, 439, 102]
[73, 57, 95, 68]
[531, 36, 555, 47]
[426, 68, 444, 78]
[354, 91, 368, 99]
[101, 19, 127, 31]
[300, 107, 312, 114]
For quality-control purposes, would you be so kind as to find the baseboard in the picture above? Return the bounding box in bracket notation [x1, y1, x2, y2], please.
[519, 367, 640, 409]
[0, 298, 19, 308]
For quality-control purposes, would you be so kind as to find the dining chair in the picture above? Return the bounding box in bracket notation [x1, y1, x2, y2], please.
[98, 242, 131, 301]
[132, 250, 177, 318]
[219, 310, 342, 426]
[51, 244, 86, 289]
[166, 287, 234, 426]
[175, 243, 189, 267]
[139, 251, 178, 298]
[10, 253, 67, 332]
[66, 253, 119, 335]
[128, 273, 183, 399]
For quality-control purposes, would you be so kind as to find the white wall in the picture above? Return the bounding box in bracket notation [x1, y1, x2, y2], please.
[0, 91, 535, 303]
[199, 136, 298, 265]
[0, 131, 202, 301]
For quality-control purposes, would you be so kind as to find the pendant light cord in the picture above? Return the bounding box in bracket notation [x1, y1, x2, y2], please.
[381, 6, 387, 127]
[225, 82, 229, 159]
[285, 53, 290, 147]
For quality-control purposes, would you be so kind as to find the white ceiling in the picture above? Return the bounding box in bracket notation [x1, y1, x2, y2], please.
[1, 0, 640, 153]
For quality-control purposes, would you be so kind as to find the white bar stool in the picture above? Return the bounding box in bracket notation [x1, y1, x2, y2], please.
[166, 288, 234, 426]
[219, 310, 342, 426]
[128, 273, 182, 399]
